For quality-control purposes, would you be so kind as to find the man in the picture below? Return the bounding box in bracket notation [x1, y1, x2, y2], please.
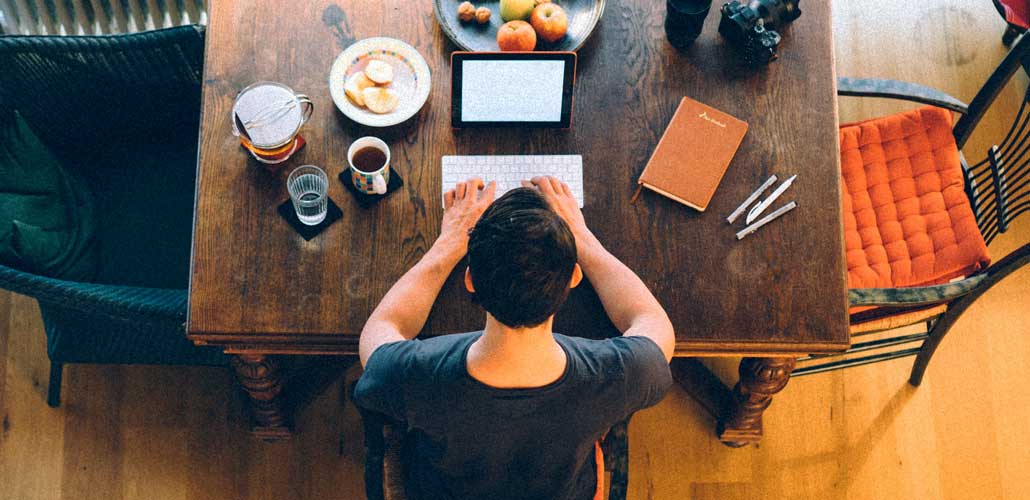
[354, 176, 675, 500]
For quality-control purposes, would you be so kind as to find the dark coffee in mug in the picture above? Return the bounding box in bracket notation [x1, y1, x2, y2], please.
[352, 146, 387, 172]
[347, 136, 391, 195]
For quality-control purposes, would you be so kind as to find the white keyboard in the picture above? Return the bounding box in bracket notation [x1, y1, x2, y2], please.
[441, 155, 584, 207]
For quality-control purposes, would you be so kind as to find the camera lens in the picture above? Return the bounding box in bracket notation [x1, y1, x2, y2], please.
[666, 0, 713, 50]
[668, 0, 713, 16]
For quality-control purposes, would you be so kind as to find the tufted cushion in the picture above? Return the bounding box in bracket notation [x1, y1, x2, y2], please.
[840, 106, 990, 291]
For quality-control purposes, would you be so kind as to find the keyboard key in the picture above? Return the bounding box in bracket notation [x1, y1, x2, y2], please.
[441, 155, 584, 207]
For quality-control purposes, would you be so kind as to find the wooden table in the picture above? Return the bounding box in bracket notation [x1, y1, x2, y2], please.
[188, 0, 849, 444]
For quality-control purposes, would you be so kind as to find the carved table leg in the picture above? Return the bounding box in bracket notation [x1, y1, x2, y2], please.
[717, 357, 796, 447]
[232, 354, 292, 441]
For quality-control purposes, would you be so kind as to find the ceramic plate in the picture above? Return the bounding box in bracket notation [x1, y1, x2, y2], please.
[329, 38, 432, 128]
[433, 0, 605, 52]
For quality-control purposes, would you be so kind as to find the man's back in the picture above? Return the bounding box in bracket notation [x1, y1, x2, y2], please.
[354, 332, 672, 500]
[356, 180, 676, 498]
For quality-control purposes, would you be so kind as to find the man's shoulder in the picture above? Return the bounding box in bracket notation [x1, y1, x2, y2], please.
[367, 331, 481, 377]
[555, 334, 669, 378]
[555, 334, 666, 359]
[355, 332, 483, 420]
[555, 334, 673, 413]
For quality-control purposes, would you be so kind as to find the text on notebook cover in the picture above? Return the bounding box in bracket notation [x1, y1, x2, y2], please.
[699, 111, 727, 128]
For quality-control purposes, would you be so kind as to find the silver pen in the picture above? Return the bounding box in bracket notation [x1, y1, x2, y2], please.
[736, 201, 798, 240]
[746, 174, 797, 224]
[727, 175, 778, 224]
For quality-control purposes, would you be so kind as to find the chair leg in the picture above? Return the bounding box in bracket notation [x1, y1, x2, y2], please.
[909, 308, 965, 387]
[603, 417, 630, 500]
[1003, 26, 1021, 47]
[357, 409, 387, 500]
[46, 361, 63, 408]
[911, 244, 1030, 385]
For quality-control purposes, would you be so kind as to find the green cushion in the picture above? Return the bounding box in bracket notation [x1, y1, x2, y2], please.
[81, 136, 197, 290]
[0, 111, 96, 281]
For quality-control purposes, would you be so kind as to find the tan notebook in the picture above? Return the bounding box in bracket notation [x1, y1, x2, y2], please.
[632, 97, 748, 211]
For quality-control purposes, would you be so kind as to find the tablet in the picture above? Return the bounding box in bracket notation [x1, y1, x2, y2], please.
[451, 52, 577, 128]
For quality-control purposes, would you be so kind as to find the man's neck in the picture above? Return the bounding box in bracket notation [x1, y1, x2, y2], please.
[466, 315, 567, 389]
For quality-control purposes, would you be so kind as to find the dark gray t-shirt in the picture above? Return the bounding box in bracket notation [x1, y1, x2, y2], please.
[353, 332, 672, 500]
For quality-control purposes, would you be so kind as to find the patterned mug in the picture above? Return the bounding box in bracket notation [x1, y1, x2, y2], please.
[347, 136, 391, 195]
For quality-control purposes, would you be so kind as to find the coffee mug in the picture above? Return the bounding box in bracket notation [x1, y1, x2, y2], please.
[347, 136, 391, 195]
[231, 81, 314, 165]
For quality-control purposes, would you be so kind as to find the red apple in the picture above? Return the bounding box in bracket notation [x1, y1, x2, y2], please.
[497, 20, 537, 51]
[530, 3, 568, 44]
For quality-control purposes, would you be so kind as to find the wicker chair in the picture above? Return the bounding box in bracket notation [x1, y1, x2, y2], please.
[0, 26, 228, 407]
[356, 403, 632, 500]
[792, 33, 1030, 383]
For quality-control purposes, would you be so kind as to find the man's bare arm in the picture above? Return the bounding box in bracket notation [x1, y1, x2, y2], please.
[527, 177, 675, 361]
[358, 179, 497, 367]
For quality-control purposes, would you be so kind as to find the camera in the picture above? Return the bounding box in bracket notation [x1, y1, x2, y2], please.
[718, 0, 802, 67]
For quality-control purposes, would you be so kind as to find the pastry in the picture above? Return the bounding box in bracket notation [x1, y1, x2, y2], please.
[362, 87, 400, 114]
[364, 60, 395, 85]
[344, 72, 374, 106]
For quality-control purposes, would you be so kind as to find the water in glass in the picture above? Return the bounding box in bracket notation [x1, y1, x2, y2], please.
[288, 166, 329, 226]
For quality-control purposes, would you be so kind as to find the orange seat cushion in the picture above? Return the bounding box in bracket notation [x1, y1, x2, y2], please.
[840, 106, 990, 292]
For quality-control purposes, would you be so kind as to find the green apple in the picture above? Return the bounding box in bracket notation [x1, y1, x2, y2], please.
[500, 0, 535, 22]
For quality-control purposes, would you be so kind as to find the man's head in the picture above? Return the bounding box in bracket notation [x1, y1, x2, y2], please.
[466, 188, 581, 328]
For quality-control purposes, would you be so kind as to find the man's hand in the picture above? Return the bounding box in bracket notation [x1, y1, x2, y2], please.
[438, 178, 497, 258]
[523, 176, 592, 243]
[359, 177, 496, 366]
[523, 177, 674, 361]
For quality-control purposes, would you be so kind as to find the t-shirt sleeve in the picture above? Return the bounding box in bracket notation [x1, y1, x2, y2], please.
[611, 336, 673, 415]
[352, 340, 419, 422]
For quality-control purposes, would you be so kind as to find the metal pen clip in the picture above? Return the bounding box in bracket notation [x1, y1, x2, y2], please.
[746, 174, 797, 224]
[736, 201, 798, 240]
[727, 175, 777, 224]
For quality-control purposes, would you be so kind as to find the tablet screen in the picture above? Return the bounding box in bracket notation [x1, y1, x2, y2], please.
[451, 52, 576, 128]
[461, 60, 566, 122]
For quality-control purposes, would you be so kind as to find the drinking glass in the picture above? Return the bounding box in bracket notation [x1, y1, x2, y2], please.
[287, 165, 329, 226]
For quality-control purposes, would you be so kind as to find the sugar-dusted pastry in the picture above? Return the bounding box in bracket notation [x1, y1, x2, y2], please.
[344, 71, 374, 106]
[362, 87, 400, 114]
[364, 60, 395, 85]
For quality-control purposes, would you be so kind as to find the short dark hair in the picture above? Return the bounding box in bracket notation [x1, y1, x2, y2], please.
[467, 188, 577, 328]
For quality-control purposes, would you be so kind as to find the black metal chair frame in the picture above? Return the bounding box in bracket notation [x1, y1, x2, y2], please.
[994, 0, 1027, 47]
[793, 33, 1030, 384]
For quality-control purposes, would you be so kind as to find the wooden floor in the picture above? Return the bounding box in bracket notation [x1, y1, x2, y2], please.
[3, 1, 1028, 498]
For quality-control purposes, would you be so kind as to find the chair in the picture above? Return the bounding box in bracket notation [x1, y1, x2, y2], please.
[0, 26, 228, 407]
[356, 404, 631, 500]
[792, 33, 1030, 384]
[994, 0, 1029, 46]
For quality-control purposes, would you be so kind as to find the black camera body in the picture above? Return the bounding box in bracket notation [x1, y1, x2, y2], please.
[719, 0, 802, 67]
